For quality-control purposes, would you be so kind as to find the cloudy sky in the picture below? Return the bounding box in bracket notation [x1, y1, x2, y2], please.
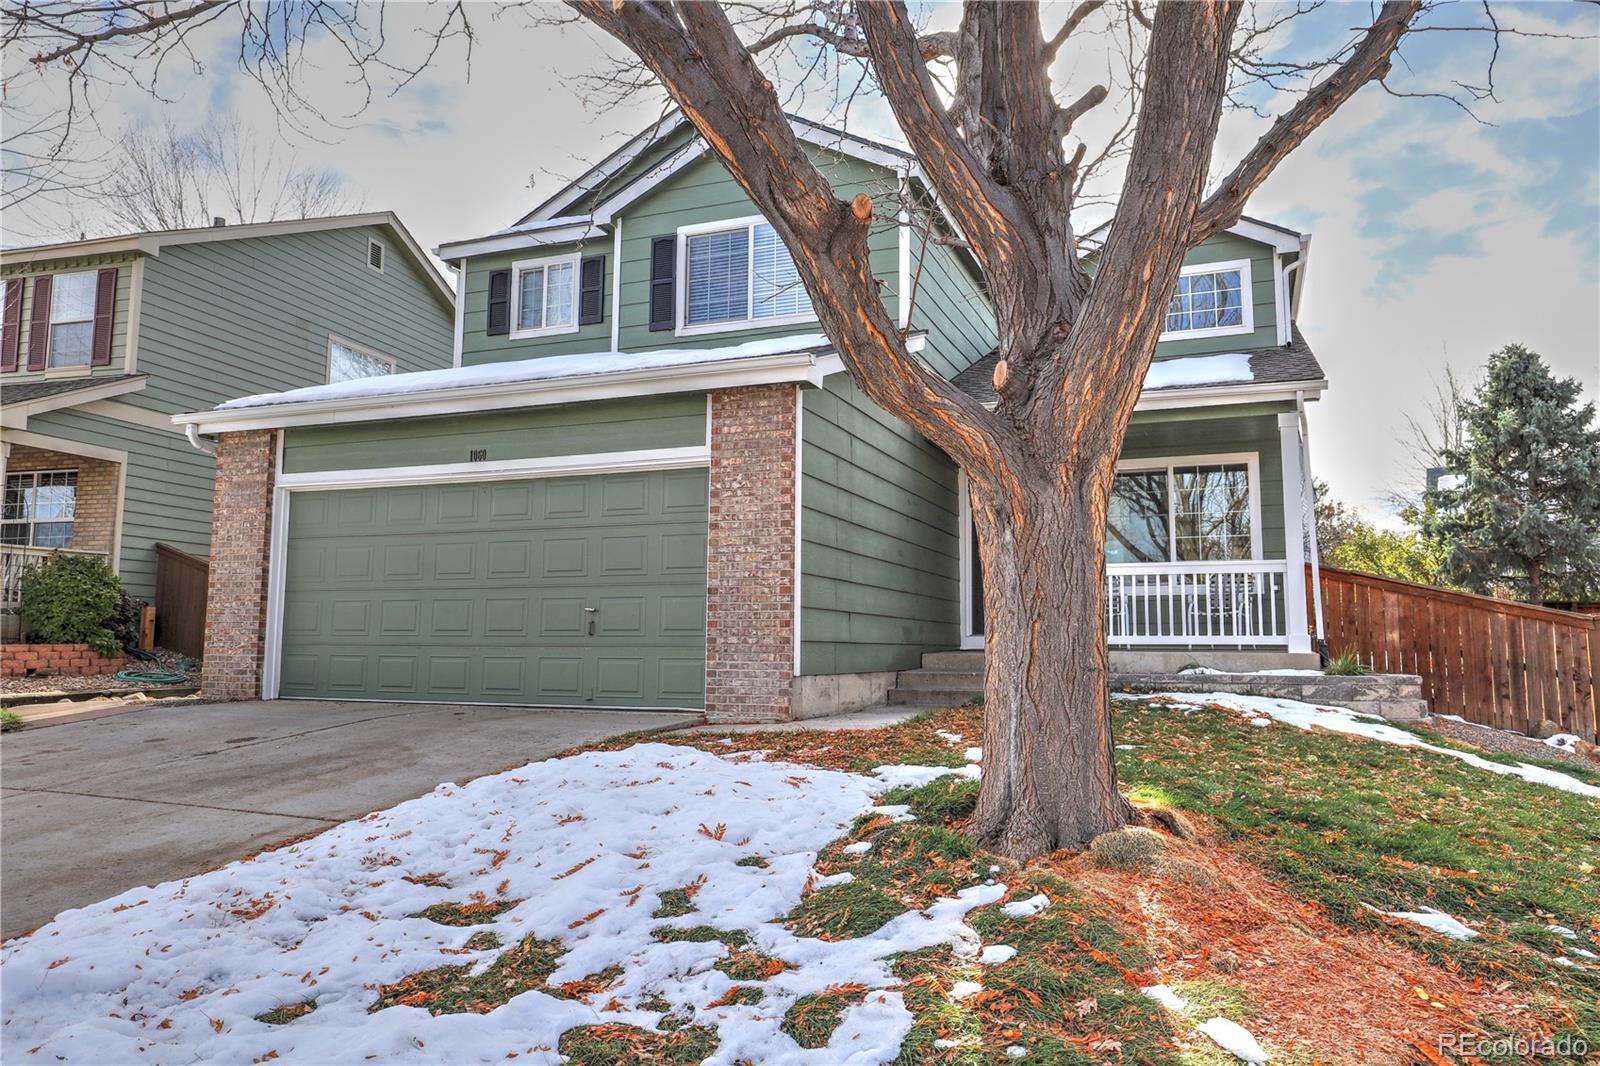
[4, 1, 1596, 519]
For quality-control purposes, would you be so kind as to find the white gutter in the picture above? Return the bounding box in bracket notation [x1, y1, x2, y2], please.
[184, 423, 217, 455]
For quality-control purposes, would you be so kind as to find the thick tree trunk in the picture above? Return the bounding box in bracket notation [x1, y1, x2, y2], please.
[967, 454, 1134, 857]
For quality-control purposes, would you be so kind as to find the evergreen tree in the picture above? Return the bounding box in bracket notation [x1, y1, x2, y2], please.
[1424, 345, 1600, 602]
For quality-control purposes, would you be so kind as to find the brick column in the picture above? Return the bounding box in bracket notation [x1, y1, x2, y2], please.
[705, 385, 798, 723]
[201, 429, 277, 701]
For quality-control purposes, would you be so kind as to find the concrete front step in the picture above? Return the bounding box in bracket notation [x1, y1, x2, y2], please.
[887, 686, 984, 707]
[921, 650, 986, 671]
[893, 670, 987, 692]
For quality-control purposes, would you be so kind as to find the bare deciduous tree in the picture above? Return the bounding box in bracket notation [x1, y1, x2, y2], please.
[3, 0, 1581, 856]
[99, 116, 361, 233]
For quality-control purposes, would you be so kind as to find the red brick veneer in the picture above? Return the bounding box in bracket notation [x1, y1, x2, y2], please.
[201, 429, 277, 700]
[705, 385, 798, 723]
[1, 643, 125, 677]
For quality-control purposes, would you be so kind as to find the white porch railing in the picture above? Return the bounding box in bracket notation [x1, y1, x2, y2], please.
[1106, 560, 1291, 647]
[1, 546, 108, 610]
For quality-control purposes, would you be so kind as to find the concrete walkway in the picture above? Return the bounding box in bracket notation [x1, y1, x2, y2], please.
[0, 700, 699, 940]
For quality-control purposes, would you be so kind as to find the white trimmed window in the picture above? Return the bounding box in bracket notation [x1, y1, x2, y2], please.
[678, 216, 814, 335]
[328, 337, 396, 383]
[1106, 455, 1261, 563]
[48, 271, 98, 367]
[510, 253, 580, 339]
[1160, 259, 1253, 340]
[2, 470, 77, 548]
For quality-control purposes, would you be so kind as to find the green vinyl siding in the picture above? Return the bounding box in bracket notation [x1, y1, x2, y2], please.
[615, 148, 900, 352]
[799, 373, 961, 675]
[1153, 232, 1278, 359]
[906, 215, 995, 379]
[282, 394, 706, 474]
[1121, 405, 1290, 559]
[25, 408, 217, 601]
[0, 252, 137, 378]
[132, 224, 452, 415]
[279, 470, 708, 707]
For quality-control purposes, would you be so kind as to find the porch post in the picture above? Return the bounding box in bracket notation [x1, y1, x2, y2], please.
[1277, 412, 1313, 654]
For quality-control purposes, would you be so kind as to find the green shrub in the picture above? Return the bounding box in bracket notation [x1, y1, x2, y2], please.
[19, 554, 124, 655]
[1324, 649, 1371, 676]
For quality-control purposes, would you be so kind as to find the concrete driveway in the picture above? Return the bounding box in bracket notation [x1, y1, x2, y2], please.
[0, 700, 699, 940]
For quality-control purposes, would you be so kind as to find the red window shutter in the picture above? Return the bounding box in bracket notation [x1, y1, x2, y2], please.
[26, 275, 52, 371]
[0, 279, 21, 372]
[91, 267, 117, 366]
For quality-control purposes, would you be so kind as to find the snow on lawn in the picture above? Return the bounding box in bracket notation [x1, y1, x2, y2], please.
[2, 744, 1002, 1066]
[1126, 692, 1600, 799]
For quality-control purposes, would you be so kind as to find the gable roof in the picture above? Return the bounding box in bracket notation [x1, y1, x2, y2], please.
[1078, 214, 1308, 255]
[1, 212, 455, 309]
[435, 114, 918, 264]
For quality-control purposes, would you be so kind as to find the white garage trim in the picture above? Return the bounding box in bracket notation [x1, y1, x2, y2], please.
[261, 442, 713, 701]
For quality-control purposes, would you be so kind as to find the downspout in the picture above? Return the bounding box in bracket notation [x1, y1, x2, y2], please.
[1295, 390, 1326, 650]
[185, 424, 217, 456]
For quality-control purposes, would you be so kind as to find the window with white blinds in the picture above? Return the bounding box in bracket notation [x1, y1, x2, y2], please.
[679, 217, 814, 334]
[510, 253, 580, 339]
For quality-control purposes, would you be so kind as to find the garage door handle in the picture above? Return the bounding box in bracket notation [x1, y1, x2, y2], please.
[585, 606, 597, 636]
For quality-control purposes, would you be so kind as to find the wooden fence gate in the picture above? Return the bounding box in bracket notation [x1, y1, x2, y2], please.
[1312, 565, 1599, 743]
[154, 543, 209, 660]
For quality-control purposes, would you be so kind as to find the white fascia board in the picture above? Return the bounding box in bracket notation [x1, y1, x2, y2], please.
[1078, 217, 1302, 256]
[279, 445, 710, 492]
[523, 115, 692, 223]
[174, 351, 850, 434]
[1134, 378, 1327, 411]
[0, 376, 147, 427]
[435, 220, 607, 262]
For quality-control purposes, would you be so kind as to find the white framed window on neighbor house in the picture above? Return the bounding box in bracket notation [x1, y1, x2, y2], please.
[1, 470, 77, 548]
[677, 216, 815, 336]
[48, 271, 99, 368]
[1159, 258, 1253, 341]
[510, 252, 580, 339]
[1106, 453, 1262, 563]
[327, 337, 397, 383]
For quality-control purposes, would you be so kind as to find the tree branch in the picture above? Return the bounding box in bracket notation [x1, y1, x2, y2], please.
[1044, 0, 1105, 60]
[27, 0, 229, 66]
[1190, 0, 1420, 241]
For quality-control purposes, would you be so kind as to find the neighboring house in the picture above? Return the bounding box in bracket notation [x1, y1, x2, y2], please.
[178, 117, 1327, 723]
[0, 213, 455, 639]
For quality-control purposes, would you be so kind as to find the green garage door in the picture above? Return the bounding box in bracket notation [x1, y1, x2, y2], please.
[278, 469, 708, 708]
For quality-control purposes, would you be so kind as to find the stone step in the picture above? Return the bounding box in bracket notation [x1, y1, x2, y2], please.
[892, 670, 985, 692]
[921, 650, 986, 671]
[887, 687, 982, 708]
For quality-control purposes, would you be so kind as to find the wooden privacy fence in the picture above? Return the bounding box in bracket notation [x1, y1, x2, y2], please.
[1312, 565, 1599, 743]
[154, 543, 209, 660]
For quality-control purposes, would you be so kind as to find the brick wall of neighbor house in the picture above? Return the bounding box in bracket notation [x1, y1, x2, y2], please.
[4, 446, 119, 556]
[201, 429, 276, 701]
[705, 385, 798, 723]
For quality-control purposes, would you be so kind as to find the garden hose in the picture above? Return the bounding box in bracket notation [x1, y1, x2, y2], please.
[113, 668, 190, 685]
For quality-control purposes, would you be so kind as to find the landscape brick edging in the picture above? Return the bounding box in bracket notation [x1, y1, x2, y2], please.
[705, 385, 797, 724]
[200, 429, 277, 701]
[1, 643, 125, 677]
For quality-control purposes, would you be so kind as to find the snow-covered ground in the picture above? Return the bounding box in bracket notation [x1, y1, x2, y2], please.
[1126, 691, 1600, 798]
[1, 744, 997, 1066]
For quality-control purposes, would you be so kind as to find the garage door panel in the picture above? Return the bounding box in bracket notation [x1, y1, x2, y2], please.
[280, 471, 707, 708]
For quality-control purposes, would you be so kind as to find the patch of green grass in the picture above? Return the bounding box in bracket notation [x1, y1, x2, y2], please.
[651, 925, 749, 947]
[406, 898, 520, 927]
[785, 880, 907, 940]
[461, 931, 500, 951]
[1115, 696, 1600, 1042]
[1391, 721, 1600, 784]
[781, 984, 869, 1049]
[369, 933, 563, 1014]
[876, 776, 980, 824]
[0, 708, 23, 733]
[558, 1022, 718, 1065]
[716, 985, 766, 1007]
[651, 886, 700, 919]
[734, 855, 769, 868]
[1170, 978, 1250, 1021]
[254, 999, 315, 1025]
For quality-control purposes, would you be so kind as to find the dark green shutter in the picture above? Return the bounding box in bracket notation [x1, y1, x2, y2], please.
[578, 255, 605, 326]
[486, 269, 511, 336]
[649, 236, 675, 332]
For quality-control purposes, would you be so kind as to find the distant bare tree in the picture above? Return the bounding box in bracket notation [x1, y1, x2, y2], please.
[98, 116, 361, 233]
[1389, 364, 1473, 507]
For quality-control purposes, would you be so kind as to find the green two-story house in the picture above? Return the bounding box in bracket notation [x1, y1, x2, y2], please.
[178, 117, 1327, 722]
[1, 214, 455, 645]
